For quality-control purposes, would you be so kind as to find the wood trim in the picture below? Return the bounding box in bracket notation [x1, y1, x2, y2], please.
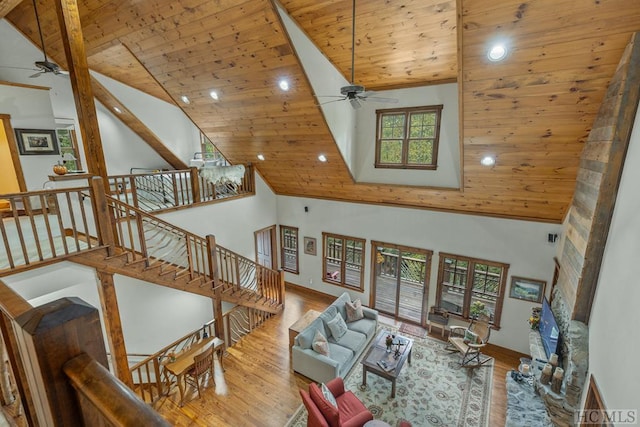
[435, 252, 509, 329]
[0, 80, 49, 91]
[279, 225, 299, 274]
[321, 232, 366, 292]
[456, 0, 464, 192]
[369, 240, 434, 327]
[581, 375, 612, 426]
[374, 105, 443, 169]
[0, 114, 27, 192]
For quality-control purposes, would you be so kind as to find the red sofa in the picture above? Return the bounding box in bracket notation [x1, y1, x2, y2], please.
[299, 377, 373, 427]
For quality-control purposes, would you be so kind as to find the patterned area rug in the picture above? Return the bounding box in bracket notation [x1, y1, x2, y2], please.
[398, 322, 428, 339]
[286, 329, 493, 427]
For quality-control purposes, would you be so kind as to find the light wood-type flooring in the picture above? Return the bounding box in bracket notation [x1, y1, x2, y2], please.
[156, 285, 526, 426]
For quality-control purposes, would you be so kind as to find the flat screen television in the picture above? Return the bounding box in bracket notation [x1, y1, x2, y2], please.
[539, 296, 560, 359]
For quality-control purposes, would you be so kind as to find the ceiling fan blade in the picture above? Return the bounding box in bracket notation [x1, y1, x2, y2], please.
[349, 98, 362, 109]
[318, 98, 347, 107]
[315, 95, 347, 99]
[362, 96, 399, 104]
[29, 71, 44, 78]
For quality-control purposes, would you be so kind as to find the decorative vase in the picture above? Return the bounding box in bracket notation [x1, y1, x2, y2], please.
[53, 164, 67, 175]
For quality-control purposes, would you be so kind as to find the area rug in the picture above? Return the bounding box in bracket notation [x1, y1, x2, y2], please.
[398, 322, 428, 339]
[286, 329, 493, 427]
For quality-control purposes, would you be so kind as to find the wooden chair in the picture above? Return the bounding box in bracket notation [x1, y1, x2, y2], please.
[184, 344, 215, 400]
[446, 313, 492, 368]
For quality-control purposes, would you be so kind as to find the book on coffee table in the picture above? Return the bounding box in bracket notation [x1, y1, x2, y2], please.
[377, 359, 397, 372]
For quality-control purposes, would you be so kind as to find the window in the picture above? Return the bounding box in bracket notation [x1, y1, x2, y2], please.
[56, 128, 82, 171]
[280, 225, 299, 274]
[436, 253, 509, 328]
[375, 105, 443, 169]
[322, 232, 365, 290]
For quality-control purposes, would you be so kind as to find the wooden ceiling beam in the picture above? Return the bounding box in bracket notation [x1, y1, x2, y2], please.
[0, 0, 21, 18]
[54, 0, 109, 190]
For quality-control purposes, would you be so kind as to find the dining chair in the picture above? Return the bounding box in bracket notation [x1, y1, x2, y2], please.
[184, 344, 215, 400]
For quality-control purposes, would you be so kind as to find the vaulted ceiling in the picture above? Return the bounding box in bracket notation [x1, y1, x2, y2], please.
[3, 0, 640, 222]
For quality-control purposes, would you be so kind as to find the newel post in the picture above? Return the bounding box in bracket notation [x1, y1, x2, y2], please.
[89, 177, 115, 256]
[279, 269, 286, 308]
[15, 297, 109, 426]
[190, 167, 201, 204]
[206, 235, 224, 339]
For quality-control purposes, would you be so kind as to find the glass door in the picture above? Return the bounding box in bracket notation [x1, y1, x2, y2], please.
[371, 241, 432, 326]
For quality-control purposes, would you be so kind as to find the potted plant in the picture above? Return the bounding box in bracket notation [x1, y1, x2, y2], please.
[470, 301, 489, 319]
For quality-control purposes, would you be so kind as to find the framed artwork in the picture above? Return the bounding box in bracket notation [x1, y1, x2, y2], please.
[304, 237, 317, 256]
[509, 276, 546, 303]
[15, 129, 59, 155]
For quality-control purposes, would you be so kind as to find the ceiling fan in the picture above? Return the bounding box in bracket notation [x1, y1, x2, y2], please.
[317, 0, 398, 109]
[27, 0, 69, 78]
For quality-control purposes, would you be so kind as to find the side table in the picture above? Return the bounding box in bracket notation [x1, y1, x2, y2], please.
[288, 309, 321, 348]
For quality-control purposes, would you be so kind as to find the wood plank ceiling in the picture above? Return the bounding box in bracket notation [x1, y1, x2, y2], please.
[4, 0, 640, 222]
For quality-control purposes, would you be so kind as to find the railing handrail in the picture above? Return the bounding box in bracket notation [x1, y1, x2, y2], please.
[64, 353, 171, 426]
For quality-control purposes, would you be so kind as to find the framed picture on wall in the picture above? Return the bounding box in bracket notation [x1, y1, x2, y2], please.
[15, 129, 59, 155]
[304, 237, 317, 256]
[509, 276, 546, 303]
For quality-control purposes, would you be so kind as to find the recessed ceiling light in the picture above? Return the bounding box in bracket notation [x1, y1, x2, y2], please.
[481, 156, 495, 166]
[210, 91, 219, 100]
[180, 95, 190, 104]
[257, 154, 265, 161]
[279, 79, 290, 91]
[113, 106, 122, 114]
[488, 44, 507, 62]
[318, 154, 327, 162]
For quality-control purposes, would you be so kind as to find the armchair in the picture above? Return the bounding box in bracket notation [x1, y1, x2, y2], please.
[446, 313, 492, 368]
[299, 377, 373, 427]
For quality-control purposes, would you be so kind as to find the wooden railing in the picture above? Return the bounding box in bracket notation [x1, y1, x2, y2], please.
[129, 320, 215, 404]
[107, 164, 255, 213]
[0, 184, 103, 276]
[0, 280, 167, 426]
[224, 305, 273, 347]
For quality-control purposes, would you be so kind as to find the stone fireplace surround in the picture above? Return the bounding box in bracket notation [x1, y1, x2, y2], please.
[527, 287, 589, 427]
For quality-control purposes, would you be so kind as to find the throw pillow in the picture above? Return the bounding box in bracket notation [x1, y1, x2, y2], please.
[327, 313, 348, 339]
[345, 299, 364, 322]
[464, 329, 479, 344]
[309, 383, 339, 427]
[312, 329, 330, 356]
[321, 383, 338, 408]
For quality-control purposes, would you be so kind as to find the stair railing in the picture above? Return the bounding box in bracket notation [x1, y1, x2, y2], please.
[0, 184, 104, 276]
[106, 164, 255, 213]
[104, 194, 283, 307]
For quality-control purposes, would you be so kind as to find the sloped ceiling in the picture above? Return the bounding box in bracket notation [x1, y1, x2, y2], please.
[4, 0, 640, 222]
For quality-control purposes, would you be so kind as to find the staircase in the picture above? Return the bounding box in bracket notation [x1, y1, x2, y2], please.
[70, 192, 284, 314]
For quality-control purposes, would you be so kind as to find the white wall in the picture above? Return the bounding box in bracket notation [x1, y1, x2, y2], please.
[159, 174, 278, 259]
[354, 84, 461, 188]
[587, 102, 640, 410]
[3, 262, 213, 354]
[277, 196, 561, 353]
[276, 3, 357, 175]
[93, 71, 200, 164]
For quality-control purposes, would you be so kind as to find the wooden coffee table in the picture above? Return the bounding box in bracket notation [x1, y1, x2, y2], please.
[361, 329, 413, 398]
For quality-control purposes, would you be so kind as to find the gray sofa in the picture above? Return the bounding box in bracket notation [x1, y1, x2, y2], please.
[292, 292, 378, 384]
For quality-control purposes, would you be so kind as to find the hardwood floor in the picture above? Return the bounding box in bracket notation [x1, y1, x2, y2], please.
[156, 286, 525, 426]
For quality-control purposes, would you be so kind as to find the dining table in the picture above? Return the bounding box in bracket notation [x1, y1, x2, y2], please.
[163, 336, 224, 406]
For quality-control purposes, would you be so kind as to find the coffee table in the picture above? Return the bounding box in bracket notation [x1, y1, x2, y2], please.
[361, 329, 413, 398]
